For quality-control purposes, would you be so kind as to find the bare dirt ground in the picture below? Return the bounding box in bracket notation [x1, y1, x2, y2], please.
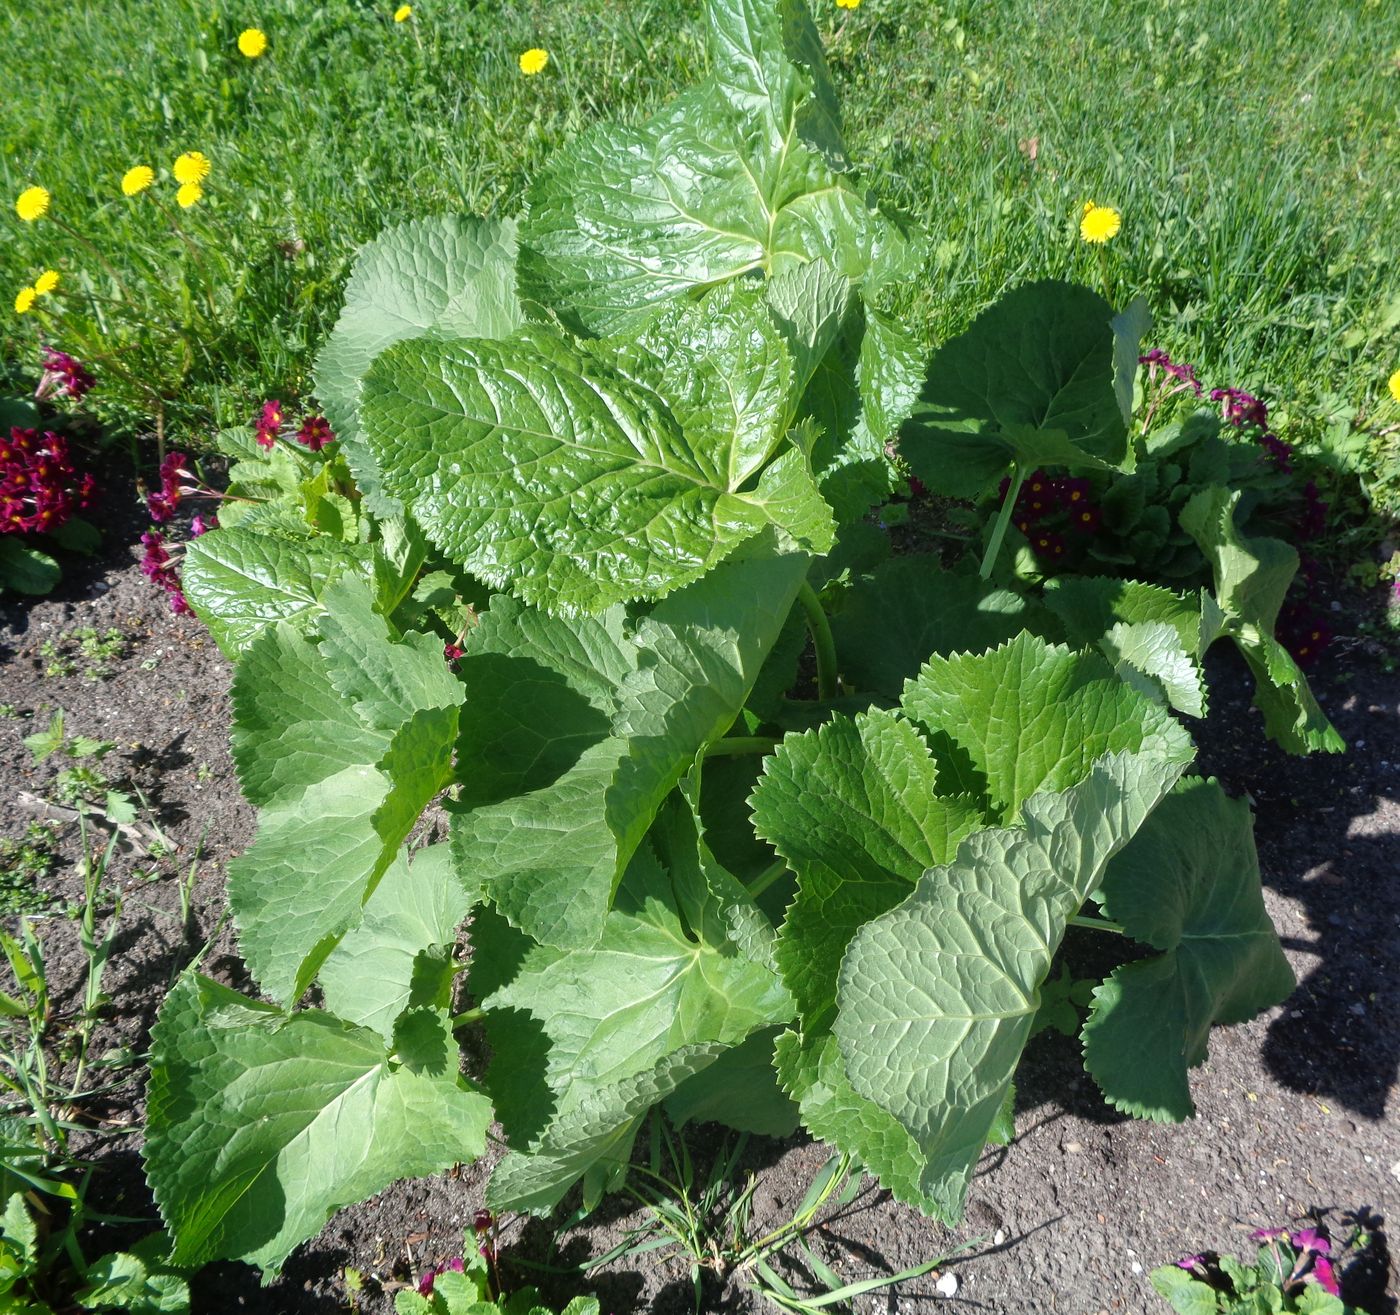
[1, 489, 1395, 1315]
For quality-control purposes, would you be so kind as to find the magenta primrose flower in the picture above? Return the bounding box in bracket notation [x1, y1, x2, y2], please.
[35, 346, 95, 402]
[0, 427, 97, 536]
[1309, 1254, 1340, 1296]
[294, 414, 335, 452]
[139, 528, 190, 614]
[1139, 348, 1203, 397]
[1211, 386, 1268, 430]
[1292, 1229, 1331, 1256]
[146, 451, 193, 523]
[416, 1256, 464, 1296]
[254, 399, 283, 450]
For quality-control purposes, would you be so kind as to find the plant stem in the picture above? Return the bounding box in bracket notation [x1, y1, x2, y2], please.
[980, 464, 1025, 580]
[450, 1007, 485, 1030]
[797, 581, 838, 700]
[704, 736, 777, 760]
[1067, 913, 1125, 934]
[746, 859, 788, 899]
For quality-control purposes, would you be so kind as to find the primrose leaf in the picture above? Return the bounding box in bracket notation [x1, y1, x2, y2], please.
[182, 528, 368, 658]
[228, 583, 462, 1004]
[902, 280, 1130, 499]
[313, 215, 523, 516]
[362, 326, 821, 613]
[752, 710, 984, 1031]
[901, 632, 1195, 821]
[1083, 778, 1295, 1121]
[144, 975, 491, 1273]
[1181, 486, 1343, 754]
[517, 0, 912, 334]
[319, 845, 473, 1043]
[775, 1032, 944, 1216]
[0, 537, 60, 595]
[831, 556, 1040, 698]
[834, 750, 1186, 1219]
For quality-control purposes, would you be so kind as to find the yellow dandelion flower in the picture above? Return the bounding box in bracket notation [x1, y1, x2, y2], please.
[173, 152, 211, 186]
[176, 182, 205, 208]
[15, 187, 50, 223]
[394, 4, 412, 19]
[1079, 203, 1121, 244]
[238, 27, 268, 57]
[121, 165, 156, 196]
[519, 47, 549, 75]
[835, 0, 861, 8]
[14, 287, 37, 315]
[1389, 367, 1400, 404]
[33, 270, 59, 296]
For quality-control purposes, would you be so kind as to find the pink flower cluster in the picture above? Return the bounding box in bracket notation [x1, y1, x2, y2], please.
[35, 347, 95, 403]
[253, 399, 336, 453]
[1, 427, 98, 536]
[139, 452, 217, 615]
[1250, 1226, 1340, 1296]
[140, 529, 189, 614]
[147, 451, 195, 523]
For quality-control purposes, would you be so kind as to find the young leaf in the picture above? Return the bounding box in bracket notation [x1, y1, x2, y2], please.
[144, 975, 491, 1273]
[833, 750, 1186, 1219]
[313, 216, 523, 516]
[1082, 778, 1295, 1121]
[1181, 486, 1343, 754]
[902, 281, 1130, 499]
[752, 710, 984, 1031]
[319, 845, 473, 1043]
[517, 0, 912, 334]
[361, 326, 824, 612]
[183, 527, 368, 657]
[901, 632, 1195, 821]
[1098, 620, 1207, 719]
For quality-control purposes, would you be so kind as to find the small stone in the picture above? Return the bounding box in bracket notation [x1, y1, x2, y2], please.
[1350, 1002, 1366, 1016]
[934, 1273, 958, 1298]
[1131, 1262, 1143, 1275]
[1064, 1140, 1083, 1154]
[993, 1229, 1006, 1246]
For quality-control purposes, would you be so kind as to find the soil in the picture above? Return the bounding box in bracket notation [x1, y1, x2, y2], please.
[1, 484, 1396, 1315]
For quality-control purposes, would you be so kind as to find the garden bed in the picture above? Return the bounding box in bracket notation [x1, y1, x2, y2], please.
[1, 498, 1394, 1315]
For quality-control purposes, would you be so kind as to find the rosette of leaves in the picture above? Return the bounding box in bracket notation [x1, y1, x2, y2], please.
[144, 0, 1319, 1288]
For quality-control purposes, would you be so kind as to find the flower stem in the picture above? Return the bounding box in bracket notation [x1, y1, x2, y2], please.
[1067, 913, 1125, 934]
[797, 580, 838, 700]
[980, 464, 1025, 580]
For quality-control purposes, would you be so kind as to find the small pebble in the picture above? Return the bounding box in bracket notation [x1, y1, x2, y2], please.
[1064, 1140, 1083, 1154]
[934, 1273, 958, 1298]
[1131, 1262, 1143, 1275]
[993, 1229, 1006, 1245]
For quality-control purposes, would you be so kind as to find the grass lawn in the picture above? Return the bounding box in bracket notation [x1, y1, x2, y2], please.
[3, 0, 1397, 509]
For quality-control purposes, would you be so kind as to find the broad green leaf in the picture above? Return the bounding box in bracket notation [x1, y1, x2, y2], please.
[228, 583, 462, 1003]
[487, 1044, 727, 1216]
[902, 281, 1130, 499]
[362, 327, 821, 612]
[607, 550, 810, 866]
[752, 710, 983, 1030]
[517, 0, 912, 334]
[1149, 1264, 1225, 1315]
[231, 624, 391, 807]
[607, 283, 797, 487]
[1041, 575, 1204, 656]
[319, 846, 473, 1043]
[901, 632, 1195, 821]
[450, 598, 637, 949]
[76, 1252, 189, 1313]
[665, 1027, 799, 1136]
[483, 845, 791, 1099]
[1110, 296, 1152, 425]
[313, 216, 523, 516]
[766, 259, 852, 391]
[1181, 486, 1343, 754]
[145, 975, 491, 1273]
[1083, 779, 1295, 1121]
[801, 300, 926, 521]
[834, 751, 1186, 1219]
[1098, 620, 1207, 718]
[182, 527, 366, 657]
[774, 1032, 943, 1216]
[831, 557, 1039, 697]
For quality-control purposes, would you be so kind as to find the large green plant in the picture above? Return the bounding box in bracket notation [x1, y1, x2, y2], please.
[145, 0, 1338, 1282]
